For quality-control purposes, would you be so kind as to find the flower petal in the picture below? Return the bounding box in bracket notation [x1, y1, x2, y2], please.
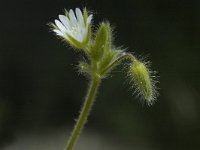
[69, 9, 77, 26]
[59, 15, 71, 30]
[75, 8, 84, 27]
[53, 29, 65, 38]
[55, 19, 67, 33]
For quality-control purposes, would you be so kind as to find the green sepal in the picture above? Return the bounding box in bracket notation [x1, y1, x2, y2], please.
[90, 22, 112, 61]
[83, 8, 89, 25]
[66, 29, 91, 51]
[104, 22, 112, 52]
[66, 35, 84, 49]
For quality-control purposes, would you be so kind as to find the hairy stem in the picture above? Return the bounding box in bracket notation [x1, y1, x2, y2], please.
[66, 75, 101, 150]
[100, 52, 136, 76]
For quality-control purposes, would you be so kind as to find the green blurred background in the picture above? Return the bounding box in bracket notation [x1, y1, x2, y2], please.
[0, 0, 199, 149]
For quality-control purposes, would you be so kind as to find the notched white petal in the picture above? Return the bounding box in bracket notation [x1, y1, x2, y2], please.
[58, 15, 71, 29]
[69, 9, 77, 26]
[53, 29, 65, 37]
[75, 8, 84, 26]
[55, 19, 67, 33]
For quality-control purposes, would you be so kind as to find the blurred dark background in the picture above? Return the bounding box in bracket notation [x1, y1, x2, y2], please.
[0, 0, 199, 149]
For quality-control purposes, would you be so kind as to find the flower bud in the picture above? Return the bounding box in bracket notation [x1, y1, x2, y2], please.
[90, 22, 112, 61]
[129, 60, 157, 105]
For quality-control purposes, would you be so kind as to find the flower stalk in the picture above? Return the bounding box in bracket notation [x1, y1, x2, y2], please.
[66, 74, 101, 150]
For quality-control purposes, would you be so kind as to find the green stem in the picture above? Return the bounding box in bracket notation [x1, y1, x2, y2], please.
[66, 75, 101, 150]
[100, 52, 136, 76]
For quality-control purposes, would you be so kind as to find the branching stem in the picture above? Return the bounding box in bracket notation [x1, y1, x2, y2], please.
[100, 52, 136, 76]
[66, 53, 136, 150]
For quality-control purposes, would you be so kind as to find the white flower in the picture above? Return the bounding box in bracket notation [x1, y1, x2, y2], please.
[52, 8, 93, 47]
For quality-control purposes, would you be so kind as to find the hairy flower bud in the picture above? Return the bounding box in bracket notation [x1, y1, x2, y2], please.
[90, 22, 112, 61]
[129, 60, 157, 105]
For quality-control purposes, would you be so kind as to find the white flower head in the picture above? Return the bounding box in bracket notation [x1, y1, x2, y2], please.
[52, 8, 93, 48]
